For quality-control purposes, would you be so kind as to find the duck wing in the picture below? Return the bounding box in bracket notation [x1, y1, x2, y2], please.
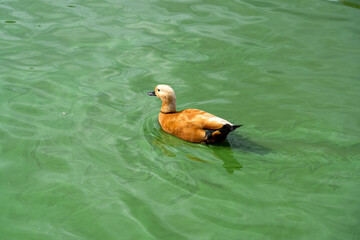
[180, 109, 231, 130]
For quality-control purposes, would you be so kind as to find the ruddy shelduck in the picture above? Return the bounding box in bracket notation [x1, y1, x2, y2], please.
[147, 85, 242, 144]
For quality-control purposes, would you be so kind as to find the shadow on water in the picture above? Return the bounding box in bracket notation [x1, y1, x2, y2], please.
[225, 133, 272, 155]
[339, 0, 360, 9]
[208, 133, 272, 174]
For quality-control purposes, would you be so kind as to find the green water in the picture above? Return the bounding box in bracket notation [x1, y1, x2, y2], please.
[1, 0, 360, 239]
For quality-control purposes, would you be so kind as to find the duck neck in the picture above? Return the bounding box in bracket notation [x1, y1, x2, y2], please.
[161, 98, 176, 113]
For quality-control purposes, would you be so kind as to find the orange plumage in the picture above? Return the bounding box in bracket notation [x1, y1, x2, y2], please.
[148, 85, 242, 144]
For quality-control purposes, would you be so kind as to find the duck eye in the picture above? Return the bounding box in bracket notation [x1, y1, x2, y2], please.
[157, 89, 160, 92]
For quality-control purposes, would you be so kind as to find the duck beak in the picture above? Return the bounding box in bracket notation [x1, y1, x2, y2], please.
[147, 91, 156, 96]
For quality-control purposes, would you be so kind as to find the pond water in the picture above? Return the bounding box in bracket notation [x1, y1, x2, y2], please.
[0, 0, 359, 239]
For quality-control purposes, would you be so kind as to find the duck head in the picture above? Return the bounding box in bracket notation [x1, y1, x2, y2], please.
[148, 84, 176, 113]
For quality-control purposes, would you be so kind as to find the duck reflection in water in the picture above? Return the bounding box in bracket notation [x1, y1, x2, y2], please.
[147, 127, 271, 174]
[210, 134, 271, 174]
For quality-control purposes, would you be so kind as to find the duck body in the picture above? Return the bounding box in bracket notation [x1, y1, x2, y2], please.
[148, 85, 242, 144]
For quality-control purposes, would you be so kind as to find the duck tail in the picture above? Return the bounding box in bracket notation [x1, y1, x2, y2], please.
[218, 124, 242, 134]
[230, 124, 243, 131]
[205, 124, 242, 144]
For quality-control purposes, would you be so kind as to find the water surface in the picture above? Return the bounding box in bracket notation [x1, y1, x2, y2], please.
[1, 0, 360, 239]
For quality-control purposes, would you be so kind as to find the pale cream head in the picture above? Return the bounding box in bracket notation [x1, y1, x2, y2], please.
[155, 84, 176, 113]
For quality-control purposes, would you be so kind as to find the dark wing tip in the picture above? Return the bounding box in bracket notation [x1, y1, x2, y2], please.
[230, 124, 243, 131]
